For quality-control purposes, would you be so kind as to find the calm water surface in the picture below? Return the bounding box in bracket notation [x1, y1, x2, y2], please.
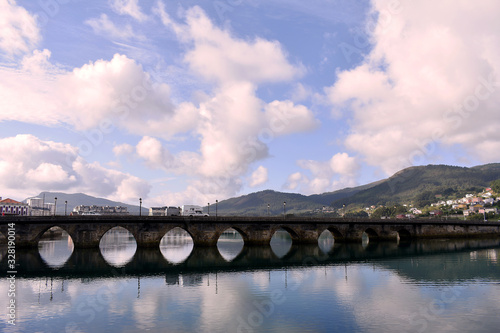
[1, 227, 500, 333]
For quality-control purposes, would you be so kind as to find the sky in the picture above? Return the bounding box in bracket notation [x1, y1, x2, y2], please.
[1, 0, 499, 206]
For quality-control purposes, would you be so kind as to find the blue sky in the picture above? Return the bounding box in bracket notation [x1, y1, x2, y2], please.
[1, 0, 499, 206]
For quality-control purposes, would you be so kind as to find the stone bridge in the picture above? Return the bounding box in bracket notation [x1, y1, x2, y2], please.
[2, 215, 500, 249]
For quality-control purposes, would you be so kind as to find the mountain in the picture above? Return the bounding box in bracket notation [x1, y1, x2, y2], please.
[24, 192, 148, 215]
[216, 180, 383, 216]
[215, 163, 500, 215]
[329, 163, 500, 208]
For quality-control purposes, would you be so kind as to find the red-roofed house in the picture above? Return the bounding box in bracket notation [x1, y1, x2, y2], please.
[0, 197, 30, 216]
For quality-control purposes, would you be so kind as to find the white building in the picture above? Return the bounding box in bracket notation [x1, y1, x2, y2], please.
[0, 197, 30, 216]
[72, 205, 129, 215]
[26, 197, 55, 216]
[149, 207, 167, 216]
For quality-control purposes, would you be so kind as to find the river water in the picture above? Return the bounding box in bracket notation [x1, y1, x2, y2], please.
[1, 227, 500, 333]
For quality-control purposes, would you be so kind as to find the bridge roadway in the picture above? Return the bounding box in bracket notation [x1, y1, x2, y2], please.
[1, 215, 500, 248]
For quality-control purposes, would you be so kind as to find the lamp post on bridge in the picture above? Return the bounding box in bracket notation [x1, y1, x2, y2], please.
[139, 198, 142, 217]
[283, 201, 286, 220]
[208, 203, 210, 215]
[54, 197, 57, 216]
[216, 200, 218, 218]
[267, 203, 270, 217]
[65, 201, 68, 216]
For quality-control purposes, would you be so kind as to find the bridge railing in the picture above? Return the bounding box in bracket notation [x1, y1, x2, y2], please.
[1, 214, 500, 226]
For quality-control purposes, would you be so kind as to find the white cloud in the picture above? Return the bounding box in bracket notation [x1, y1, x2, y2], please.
[0, 135, 150, 202]
[283, 172, 306, 191]
[286, 153, 360, 194]
[140, 6, 318, 200]
[264, 100, 319, 136]
[113, 143, 135, 156]
[156, 5, 304, 84]
[85, 14, 137, 40]
[0, 0, 40, 58]
[0, 52, 197, 138]
[109, 0, 147, 21]
[327, 0, 500, 175]
[249, 166, 268, 187]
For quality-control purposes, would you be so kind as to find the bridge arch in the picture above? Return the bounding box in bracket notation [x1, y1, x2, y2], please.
[325, 227, 344, 241]
[160, 226, 195, 243]
[271, 225, 300, 243]
[218, 226, 248, 243]
[38, 226, 75, 268]
[397, 229, 412, 242]
[363, 228, 379, 242]
[160, 227, 194, 264]
[99, 226, 137, 267]
[33, 225, 74, 247]
[106, 225, 137, 245]
[217, 227, 245, 262]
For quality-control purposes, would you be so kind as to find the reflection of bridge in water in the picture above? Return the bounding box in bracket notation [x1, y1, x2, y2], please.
[2, 238, 500, 282]
[2, 215, 500, 248]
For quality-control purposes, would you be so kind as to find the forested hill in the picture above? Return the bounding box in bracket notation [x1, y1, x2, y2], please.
[329, 163, 500, 208]
[216, 164, 500, 215]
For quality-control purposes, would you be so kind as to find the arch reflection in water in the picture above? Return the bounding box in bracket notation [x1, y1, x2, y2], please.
[160, 227, 194, 264]
[217, 228, 244, 261]
[270, 228, 293, 258]
[99, 227, 137, 267]
[318, 230, 335, 253]
[38, 226, 74, 268]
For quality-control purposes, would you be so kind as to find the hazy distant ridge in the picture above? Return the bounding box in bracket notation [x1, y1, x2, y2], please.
[24, 192, 147, 215]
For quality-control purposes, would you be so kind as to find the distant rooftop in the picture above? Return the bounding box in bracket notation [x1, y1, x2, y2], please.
[0, 198, 24, 205]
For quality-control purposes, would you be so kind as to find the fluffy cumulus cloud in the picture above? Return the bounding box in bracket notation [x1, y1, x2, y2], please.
[0, 0, 40, 58]
[0, 52, 197, 138]
[156, 4, 304, 84]
[249, 166, 268, 187]
[0, 135, 150, 202]
[327, 0, 500, 175]
[128, 5, 319, 201]
[285, 153, 360, 194]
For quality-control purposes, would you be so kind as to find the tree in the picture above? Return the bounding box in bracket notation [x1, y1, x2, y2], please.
[491, 179, 500, 193]
[345, 210, 369, 218]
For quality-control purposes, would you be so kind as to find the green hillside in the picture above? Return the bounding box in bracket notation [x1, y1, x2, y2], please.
[216, 163, 500, 215]
[330, 163, 500, 208]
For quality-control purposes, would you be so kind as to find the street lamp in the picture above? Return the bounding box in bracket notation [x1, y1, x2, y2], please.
[323, 206, 325, 217]
[283, 201, 286, 219]
[54, 197, 57, 216]
[139, 198, 142, 217]
[343, 204, 346, 218]
[208, 203, 210, 215]
[267, 203, 270, 217]
[216, 200, 218, 218]
[65, 201, 68, 216]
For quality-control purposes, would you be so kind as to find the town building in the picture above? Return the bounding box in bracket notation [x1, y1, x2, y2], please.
[149, 207, 167, 216]
[72, 205, 129, 215]
[26, 197, 56, 216]
[0, 197, 30, 216]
